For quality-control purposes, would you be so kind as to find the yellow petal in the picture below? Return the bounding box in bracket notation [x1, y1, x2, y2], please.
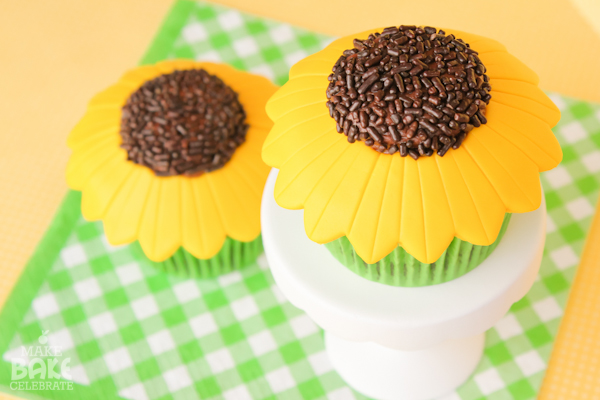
[205, 168, 260, 242]
[137, 178, 163, 261]
[418, 156, 455, 263]
[81, 158, 135, 220]
[66, 136, 122, 190]
[399, 157, 426, 261]
[325, 34, 360, 53]
[468, 40, 506, 54]
[372, 154, 405, 260]
[234, 155, 271, 192]
[289, 56, 335, 79]
[103, 167, 153, 245]
[225, 156, 265, 206]
[443, 29, 507, 53]
[435, 152, 488, 244]
[485, 101, 562, 170]
[347, 155, 395, 263]
[216, 67, 277, 130]
[154, 59, 198, 74]
[119, 65, 163, 87]
[88, 82, 136, 109]
[235, 123, 271, 161]
[67, 109, 121, 149]
[464, 128, 541, 212]
[304, 145, 378, 243]
[228, 154, 268, 199]
[151, 177, 183, 261]
[301, 145, 361, 240]
[235, 127, 270, 167]
[183, 177, 227, 259]
[273, 94, 331, 121]
[236, 78, 278, 109]
[451, 148, 506, 244]
[275, 135, 345, 209]
[490, 79, 560, 122]
[289, 44, 345, 79]
[267, 76, 328, 117]
[489, 96, 559, 128]
[180, 179, 204, 257]
[267, 91, 326, 122]
[487, 119, 559, 173]
[69, 126, 119, 153]
[241, 95, 276, 131]
[263, 105, 333, 168]
[481, 52, 539, 85]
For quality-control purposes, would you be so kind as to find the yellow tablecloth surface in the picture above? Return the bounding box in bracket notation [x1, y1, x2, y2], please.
[0, 1, 598, 399]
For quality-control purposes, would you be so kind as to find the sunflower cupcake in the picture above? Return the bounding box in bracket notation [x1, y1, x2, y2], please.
[67, 60, 277, 276]
[263, 26, 562, 286]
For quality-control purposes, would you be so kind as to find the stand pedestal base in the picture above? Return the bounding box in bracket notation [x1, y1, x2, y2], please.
[326, 332, 485, 400]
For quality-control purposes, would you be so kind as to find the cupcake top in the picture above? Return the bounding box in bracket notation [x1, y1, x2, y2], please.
[263, 26, 562, 264]
[67, 60, 277, 262]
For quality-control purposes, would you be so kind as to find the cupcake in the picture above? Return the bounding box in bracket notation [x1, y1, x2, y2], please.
[67, 60, 277, 276]
[262, 26, 562, 286]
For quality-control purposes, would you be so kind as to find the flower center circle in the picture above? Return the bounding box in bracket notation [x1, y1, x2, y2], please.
[120, 69, 248, 176]
[326, 26, 491, 159]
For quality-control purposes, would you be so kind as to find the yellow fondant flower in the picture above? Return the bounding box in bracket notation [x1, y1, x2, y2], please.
[67, 60, 277, 261]
[263, 29, 562, 264]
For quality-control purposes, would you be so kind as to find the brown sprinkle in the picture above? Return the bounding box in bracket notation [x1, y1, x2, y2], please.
[119, 69, 248, 176]
[326, 26, 491, 158]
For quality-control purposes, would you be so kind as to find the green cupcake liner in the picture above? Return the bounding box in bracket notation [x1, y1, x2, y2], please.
[135, 235, 263, 278]
[324, 214, 512, 287]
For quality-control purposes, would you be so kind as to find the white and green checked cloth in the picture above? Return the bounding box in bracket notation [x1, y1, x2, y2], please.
[1, 1, 599, 399]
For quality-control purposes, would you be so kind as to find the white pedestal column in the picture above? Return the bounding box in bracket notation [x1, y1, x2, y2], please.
[326, 332, 485, 400]
[261, 169, 545, 400]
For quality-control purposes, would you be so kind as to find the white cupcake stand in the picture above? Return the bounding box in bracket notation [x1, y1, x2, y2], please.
[261, 169, 546, 400]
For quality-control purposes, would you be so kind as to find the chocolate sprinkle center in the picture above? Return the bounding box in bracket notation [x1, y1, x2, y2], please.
[120, 69, 248, 176]
[326, 26, 491, 159]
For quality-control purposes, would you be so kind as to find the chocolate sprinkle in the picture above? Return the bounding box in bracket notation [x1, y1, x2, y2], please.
[120, 69, 248, 176]
[326, 26, 491, 158]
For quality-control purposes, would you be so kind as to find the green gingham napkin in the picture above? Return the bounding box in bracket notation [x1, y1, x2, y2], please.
[1, 1, 599, 399]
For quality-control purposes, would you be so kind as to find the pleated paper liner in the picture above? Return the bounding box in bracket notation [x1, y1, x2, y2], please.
[325, 214, 512, 287]
[133, 235, 264, 278]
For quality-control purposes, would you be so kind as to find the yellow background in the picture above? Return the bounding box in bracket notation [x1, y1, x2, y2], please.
[0, 0, 598, 399]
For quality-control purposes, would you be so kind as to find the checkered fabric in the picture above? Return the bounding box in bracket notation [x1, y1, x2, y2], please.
[1, 1, 599, 399]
